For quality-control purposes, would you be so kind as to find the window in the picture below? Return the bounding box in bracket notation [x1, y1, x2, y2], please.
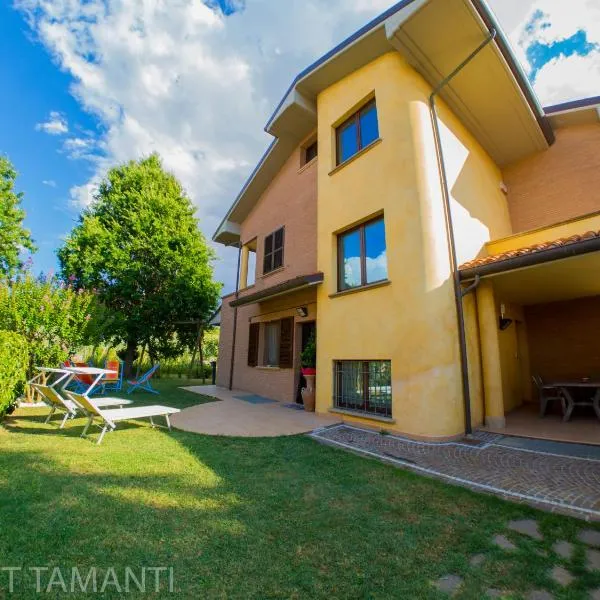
[338, 216, 388, 291]
[264, 322, 280, 367]
[248, 317, 294, 369]
[263, 227, 284, 274]
[336, 100, 379, 165]
[304, 141, 318, 164]
[334, 360, 392, 417]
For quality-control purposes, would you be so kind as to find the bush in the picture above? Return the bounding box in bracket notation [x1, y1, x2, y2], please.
[0, 274, 106, 377]
[0, 330, 28, 417]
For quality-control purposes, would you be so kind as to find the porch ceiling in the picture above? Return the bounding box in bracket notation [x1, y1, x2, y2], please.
[485, 252, 600, 305]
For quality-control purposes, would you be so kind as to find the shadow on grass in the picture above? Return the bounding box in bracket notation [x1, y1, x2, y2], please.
[1, 408, 599, 599]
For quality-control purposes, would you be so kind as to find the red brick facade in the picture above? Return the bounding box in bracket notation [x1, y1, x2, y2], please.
[216, 143, 318, 402]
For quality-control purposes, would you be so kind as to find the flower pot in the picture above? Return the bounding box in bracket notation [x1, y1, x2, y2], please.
[301, 374, 316, 412]
[301, 367, 316, 376]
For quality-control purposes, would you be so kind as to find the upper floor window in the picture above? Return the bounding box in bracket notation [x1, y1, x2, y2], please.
[304, 141, 318, 164]
[338, 216, 387, 291]
[336, 100, 379, 165]
[264, 227, 285, 274]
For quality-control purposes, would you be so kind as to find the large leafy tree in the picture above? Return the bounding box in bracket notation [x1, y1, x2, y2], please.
[58, 154, 222, 375]
[0, 156, 36, 278]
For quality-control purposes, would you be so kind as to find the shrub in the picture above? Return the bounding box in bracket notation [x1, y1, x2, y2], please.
[0, 274, 106, 376]
[0, 330, 28, 417]
[301, 331, 316, 369]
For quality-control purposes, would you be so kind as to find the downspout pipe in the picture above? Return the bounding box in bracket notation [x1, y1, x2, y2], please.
[429, 29, 497, 436]
[228, 243, 242, 391]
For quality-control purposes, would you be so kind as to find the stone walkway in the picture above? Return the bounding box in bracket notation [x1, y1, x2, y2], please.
[171, 385, 340, 437]
[433, 518, 600, 598]
[311, 424, 600, 520]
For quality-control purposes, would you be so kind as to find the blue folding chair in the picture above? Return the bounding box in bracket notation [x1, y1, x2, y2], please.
[127, 363, 160, 395]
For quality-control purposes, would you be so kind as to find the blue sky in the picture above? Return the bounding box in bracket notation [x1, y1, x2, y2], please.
[0, 4, 101, 275]
[1, 0, 599, 287]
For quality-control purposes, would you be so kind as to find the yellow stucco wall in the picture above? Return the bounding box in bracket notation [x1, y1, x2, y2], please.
[487, 210, 600, 256]
[315, 51, 512, 438]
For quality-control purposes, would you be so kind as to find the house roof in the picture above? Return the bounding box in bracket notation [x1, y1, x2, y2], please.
[229, 273, 324, 307]
[459, 231, 600, 279]
[544, 95, 600, 115]
[213, 0, 556, 246]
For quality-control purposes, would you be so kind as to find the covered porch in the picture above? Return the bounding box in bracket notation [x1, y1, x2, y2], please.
[461, 215, 600, 445]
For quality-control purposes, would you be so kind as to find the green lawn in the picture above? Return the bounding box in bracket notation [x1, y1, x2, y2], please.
[1, 379, 598, 599]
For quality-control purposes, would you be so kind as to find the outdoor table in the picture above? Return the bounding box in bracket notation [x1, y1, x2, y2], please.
[62, 366, 116, 397]
[548, 379, 600, 422]
[32, 367, 71, 389]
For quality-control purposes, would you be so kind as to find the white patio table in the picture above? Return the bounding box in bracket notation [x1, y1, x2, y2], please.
[62, 366, 117, 397]
[32, 367, 71, 389]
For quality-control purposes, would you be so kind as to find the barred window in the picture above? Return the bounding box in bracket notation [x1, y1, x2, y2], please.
[334, 360, 392, 417]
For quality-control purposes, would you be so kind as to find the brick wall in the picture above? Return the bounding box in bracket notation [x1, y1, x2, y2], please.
[216, 288, 317, 402]
[238, 143, 318, 297]
[216, 139, 318, 401]
[525, 295, 600, 380]
[503, 123, 600, 233]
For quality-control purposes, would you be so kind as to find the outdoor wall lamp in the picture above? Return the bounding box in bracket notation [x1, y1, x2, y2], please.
[499, 303, 513, 331]
[296, 307, 308, 318]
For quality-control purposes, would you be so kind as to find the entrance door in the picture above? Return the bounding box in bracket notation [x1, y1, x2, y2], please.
[296, 322, 316, 403]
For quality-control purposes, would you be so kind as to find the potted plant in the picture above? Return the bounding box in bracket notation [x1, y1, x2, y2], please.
[300, 331, 316, 412]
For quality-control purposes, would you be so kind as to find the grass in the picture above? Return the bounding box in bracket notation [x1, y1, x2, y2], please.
[1, 378, 599, 599]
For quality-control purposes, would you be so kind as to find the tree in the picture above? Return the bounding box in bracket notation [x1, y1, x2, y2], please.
[0, 156, 36, 278]
[57, 154, 222, 376]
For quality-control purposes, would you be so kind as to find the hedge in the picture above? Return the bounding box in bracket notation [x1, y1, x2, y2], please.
[0, 330, 29, 418]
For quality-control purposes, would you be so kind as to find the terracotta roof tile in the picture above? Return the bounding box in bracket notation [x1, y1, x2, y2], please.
[460, 231, 600, 271]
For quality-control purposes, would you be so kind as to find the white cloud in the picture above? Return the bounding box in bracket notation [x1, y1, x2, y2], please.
[15, 0, 600, 290]
[509, 0, 600, 104]
[42, 179, 57, 187]
[62, 136, 102, 161]
[69, 181, 98, 208]
[35, 110, 68, 135]
[16, 0, 406, 289]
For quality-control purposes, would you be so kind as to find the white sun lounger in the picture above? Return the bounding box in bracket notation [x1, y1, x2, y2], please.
[31, 384, 133, 429]
[68, 391, 180, 445]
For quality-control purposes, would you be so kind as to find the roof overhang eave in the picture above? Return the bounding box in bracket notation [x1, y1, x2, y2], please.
[459, 236, 600, 281]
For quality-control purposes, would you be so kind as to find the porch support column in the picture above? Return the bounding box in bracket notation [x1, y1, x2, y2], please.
[476, 279, 505, 429]
[239, 244, 249, 290]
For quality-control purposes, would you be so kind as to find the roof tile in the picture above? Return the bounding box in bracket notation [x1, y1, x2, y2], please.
[460, 231, 600, 271]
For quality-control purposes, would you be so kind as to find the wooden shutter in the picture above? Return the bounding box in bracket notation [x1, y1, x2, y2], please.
[278, 317, 294, 369]
[247, 323, 259, 367]
[263, 233, 273, 274]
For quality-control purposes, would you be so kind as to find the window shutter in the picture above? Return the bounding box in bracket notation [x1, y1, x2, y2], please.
[248, 323, 259, 367]
[278, 317, 294, 369]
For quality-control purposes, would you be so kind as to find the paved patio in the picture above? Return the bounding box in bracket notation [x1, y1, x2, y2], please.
[171, 385, 340, 437]
[312, 424, 600, 520]
[172, 386, 600, 519]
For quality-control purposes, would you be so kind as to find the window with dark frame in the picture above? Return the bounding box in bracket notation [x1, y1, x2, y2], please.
[304, 141, 318, 164]
[251, 317, 294, 369]
[263, 227, 285, 274]
[336, 99, 379, 165]
[334, 360, 392, 417]
[338, 216, 387, 291]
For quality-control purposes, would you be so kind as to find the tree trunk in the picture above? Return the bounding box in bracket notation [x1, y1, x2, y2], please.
[199, 329, 205, 384]
[124, 339, 137, 378]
